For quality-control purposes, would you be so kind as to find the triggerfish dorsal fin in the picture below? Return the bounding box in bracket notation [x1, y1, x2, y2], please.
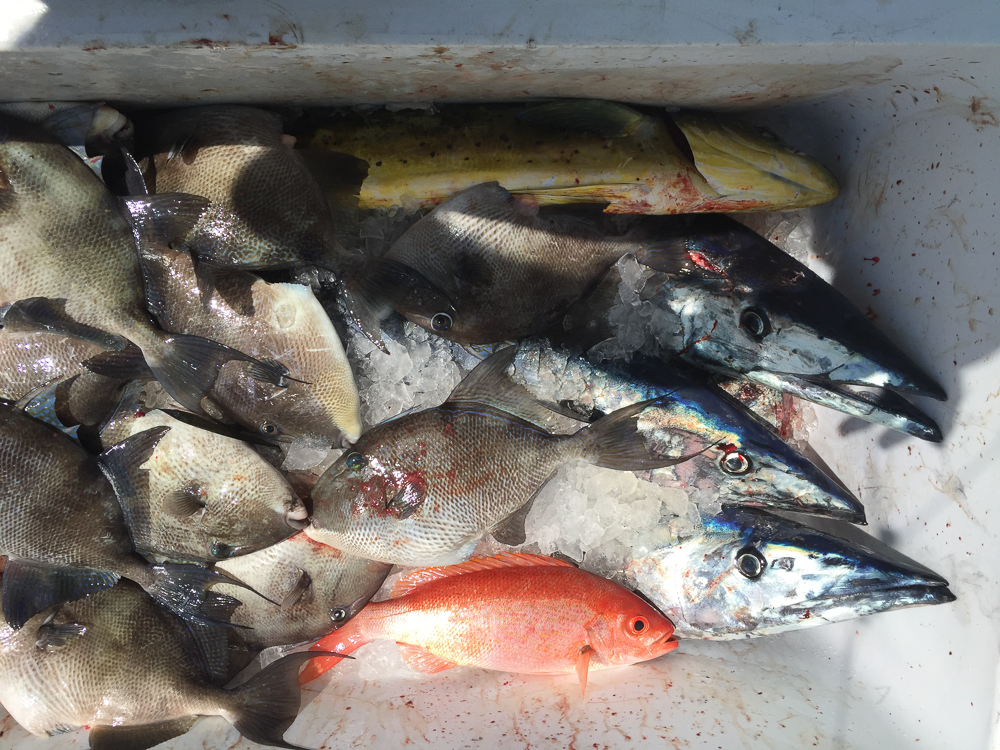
[397, 643, 458, 674]
[389, 552, 575, 599]
[444, 347, 566, 431]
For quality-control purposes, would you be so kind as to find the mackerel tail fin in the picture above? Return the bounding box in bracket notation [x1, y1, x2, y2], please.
[135, 331, 288, 415]
[342, 258, 454, 353]
[576, 395, 713, 470]
[299, 620, 369, 685]
[228, 651, 351, 749]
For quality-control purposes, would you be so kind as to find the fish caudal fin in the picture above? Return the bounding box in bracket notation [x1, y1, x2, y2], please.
[576, 395, 712, 470]
[138, 331, 288, 415]
[299, 621, 370, 685]
[89, 717, 199, 750]
[144, 563, 260, 628]
[229, 651, 349, 749]
[0, 560, 119, 630]
[343, 258, 453, 352]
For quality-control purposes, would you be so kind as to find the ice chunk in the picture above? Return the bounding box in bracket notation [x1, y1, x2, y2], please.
[281, 434, 334, 472]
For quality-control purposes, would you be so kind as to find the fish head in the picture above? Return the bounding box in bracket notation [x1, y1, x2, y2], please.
[587, 586, 677, 665]
[395, 285, 463, 342]
[650, 216, 945, 400]
[628, 506, 954, 639]
[135, 413, 307, 561]
[209, 281, 362, 443]
[632, 375, 864, 522]
[310, 441, 401, 530]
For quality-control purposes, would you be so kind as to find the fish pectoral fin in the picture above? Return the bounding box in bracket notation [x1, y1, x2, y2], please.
[0, 297, 128, 351]
[398, 643, 458, 674]
[0, 560, 119, 630]
[157, 408, 280, 447]
[146, 563, 266, 628]
[385, 482, 426, 520]
[89, 716, 199, 750]
[99, 426, 170, 524]
[575, 645, 594, 697]
[162, 484, 208, 518]
[280, 569, 312, 609]
[517, 100, 645, 139]
[120, 145, 149, 195]
[34, 621, 87, 652]
[453, 252, 494, 291]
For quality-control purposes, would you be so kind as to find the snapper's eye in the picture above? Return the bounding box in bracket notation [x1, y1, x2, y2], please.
[735, 545, 767, 579]
[431, 312, 453, 332]
[345, 452, 365, 471]
[627, 616, 649, 635]
[259, 421, 279, 437]
[740, 307, 771, 341]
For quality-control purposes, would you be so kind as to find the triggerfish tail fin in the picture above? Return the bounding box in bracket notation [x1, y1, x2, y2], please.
[576, 645, 593, 697]
[228, 651, 350, 749]
[135, 331, 288, 415]
[576, 395, 714, 470]
[299, 621, 370, 685]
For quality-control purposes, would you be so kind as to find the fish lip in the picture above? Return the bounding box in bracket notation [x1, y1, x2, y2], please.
[285, 512, 310, 530]
[746, 496, 867, 525]
[776, 584, 956, 619]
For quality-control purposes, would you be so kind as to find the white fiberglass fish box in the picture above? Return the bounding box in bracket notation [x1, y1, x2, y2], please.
[0, 2, 997, 749]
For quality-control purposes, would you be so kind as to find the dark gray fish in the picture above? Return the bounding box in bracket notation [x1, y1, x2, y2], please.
[0, 401, 249, 629]
[137, 104, 442, 348]
[628, 506, 955, 638]
[0, 114, 288, 416]
[308, 347, 703, 566]
[0, 579, 343, 749]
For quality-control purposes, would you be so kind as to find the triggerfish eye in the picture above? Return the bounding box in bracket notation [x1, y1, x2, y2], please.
[431, 312, 453, 332]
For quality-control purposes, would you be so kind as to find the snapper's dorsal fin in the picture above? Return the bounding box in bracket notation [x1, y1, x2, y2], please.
[389, 552, 574, 599]
[444, 347, 565, 431]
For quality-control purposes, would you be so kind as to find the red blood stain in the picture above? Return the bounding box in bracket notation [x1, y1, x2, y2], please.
[863, 256, 880, 265]
[872, 289, 881, 297]
[133, 409, 145, 418]
[677, 320, 718, 356]
[865, 307, 878, 321]
[687, 252, 725, 276]
[442, 421, 456, 437]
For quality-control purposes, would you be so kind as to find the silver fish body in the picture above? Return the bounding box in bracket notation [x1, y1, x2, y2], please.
[508, 337, 865, 522]
[627, 506, 954, 639]
[216, 532, 392, 649]
[0, 580, 330, 748]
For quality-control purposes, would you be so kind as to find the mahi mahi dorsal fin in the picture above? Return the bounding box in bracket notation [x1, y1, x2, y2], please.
[389, 552, 575, 599]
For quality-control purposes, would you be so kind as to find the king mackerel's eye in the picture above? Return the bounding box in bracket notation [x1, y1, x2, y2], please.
[740, 307, 771, 341]
[431, 312, 453, 332]
[735, 545, 767, 579]
[720, 451, 752, 475]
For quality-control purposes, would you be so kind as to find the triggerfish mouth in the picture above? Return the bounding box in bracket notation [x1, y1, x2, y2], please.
[577, 214, 947, 440]
[627, 506, 955, 639]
